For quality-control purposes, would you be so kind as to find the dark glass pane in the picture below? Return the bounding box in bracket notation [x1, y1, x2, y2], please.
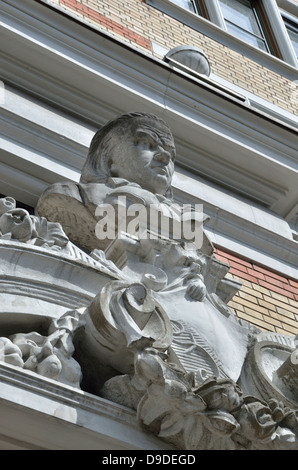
[219, 0, 263, 37]
[226, 21, 268, 51]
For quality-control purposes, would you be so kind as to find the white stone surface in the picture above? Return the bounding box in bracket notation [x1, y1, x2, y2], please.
[0, 363, 172, 450]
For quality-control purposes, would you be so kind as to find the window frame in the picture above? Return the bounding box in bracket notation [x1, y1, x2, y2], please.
[281, 10, 298, 58]
[253, 0, 283, 57]
[195, 0, 210, 19]
[218, 0, 273, 54]
[171, 0, 210, 18]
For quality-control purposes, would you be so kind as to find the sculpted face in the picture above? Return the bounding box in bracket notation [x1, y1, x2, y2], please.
[110, 119, 176, 195]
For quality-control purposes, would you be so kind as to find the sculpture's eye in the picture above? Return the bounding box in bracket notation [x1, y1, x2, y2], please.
[135, 132, 157, 151]
[145, 138, 156, 150]
[136, 136, 147, 147]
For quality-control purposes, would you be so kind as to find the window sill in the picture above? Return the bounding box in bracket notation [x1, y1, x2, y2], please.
[145, 0, 298, 78]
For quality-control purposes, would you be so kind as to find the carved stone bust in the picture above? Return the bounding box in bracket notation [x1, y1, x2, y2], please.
[37, 113, 178, 251]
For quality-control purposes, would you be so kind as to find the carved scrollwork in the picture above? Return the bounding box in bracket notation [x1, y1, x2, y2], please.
[1, 111, 296, 450]
[84, 280, 173, 375]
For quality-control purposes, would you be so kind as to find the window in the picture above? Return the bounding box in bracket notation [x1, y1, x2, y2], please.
[282, 14, 298, 58]
[218, 0, 271, 53]
[169, 0, 207, 17]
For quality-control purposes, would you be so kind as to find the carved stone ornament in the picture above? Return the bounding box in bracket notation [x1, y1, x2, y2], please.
[0, 309, 84, 387]
[0, 113, 297, 450]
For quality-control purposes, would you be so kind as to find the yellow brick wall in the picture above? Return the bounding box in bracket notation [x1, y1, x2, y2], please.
[215, 248, 298, 336]
[43, 0, 297, 114]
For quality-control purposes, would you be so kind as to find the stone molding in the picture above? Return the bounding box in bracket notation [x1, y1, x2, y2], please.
[0, 362, 171, 450]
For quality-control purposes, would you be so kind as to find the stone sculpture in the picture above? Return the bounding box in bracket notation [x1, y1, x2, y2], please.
[37, 113, 177, 252]
[0, 112, 297, 450]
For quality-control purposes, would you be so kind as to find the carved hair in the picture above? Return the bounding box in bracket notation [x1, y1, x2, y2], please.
[80, 112, 174, 190]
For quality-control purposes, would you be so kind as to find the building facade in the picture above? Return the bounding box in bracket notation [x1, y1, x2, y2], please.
[0, 0, 297, 450]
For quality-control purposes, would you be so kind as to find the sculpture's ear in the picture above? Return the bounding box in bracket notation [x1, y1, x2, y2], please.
[109, 161, 119, 178]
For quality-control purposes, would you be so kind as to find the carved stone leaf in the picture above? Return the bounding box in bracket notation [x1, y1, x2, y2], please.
[275, 427, 296, 445]
[205, 411, 239, 437]
[184, 393, 207, 411]
[158, 412, 184, 438]
[183, 414, 204, 450]
[137, 391, 172, 427]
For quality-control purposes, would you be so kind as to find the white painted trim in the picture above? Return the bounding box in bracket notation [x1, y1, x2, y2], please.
[263, 0, 297, 67]
[203, 0, 226, 29]
[206, 227, 298, 281]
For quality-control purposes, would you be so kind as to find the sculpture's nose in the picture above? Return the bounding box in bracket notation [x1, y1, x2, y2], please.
[154, 146, 171, 165]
